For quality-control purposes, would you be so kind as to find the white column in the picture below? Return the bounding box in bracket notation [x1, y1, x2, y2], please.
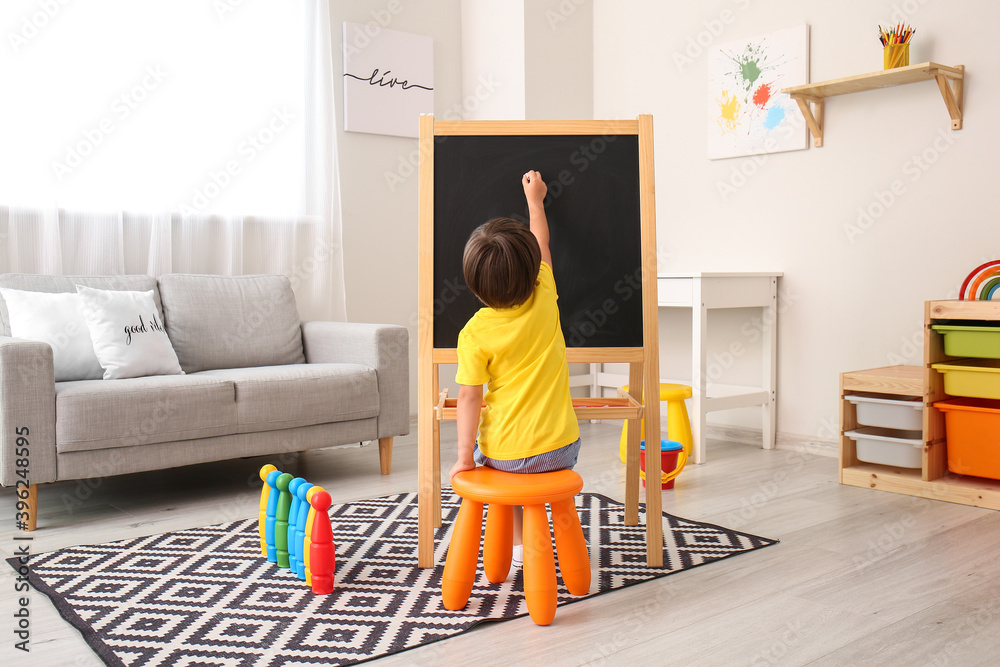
[460, 0, 525, 119]
[460, 0, 594, 121]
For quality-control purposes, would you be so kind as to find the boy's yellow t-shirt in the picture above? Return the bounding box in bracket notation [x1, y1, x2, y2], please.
[455, 261, 579, 460]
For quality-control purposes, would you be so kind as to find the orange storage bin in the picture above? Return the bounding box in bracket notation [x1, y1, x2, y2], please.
[934, 398, 1000, 480]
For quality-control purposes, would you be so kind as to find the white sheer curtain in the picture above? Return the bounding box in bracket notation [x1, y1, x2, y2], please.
[0, 1, 345, 321]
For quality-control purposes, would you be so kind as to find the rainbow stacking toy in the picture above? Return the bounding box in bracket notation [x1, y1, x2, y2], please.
[258, 465, 335, 595]
[960, 260, 1000, 300]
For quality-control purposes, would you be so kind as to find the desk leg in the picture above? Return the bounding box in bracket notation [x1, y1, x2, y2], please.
[762, 277, 778, 449]
[691, 280, 708, 464]
[624, 362, 643, 526]
[590, 362, 601, 424]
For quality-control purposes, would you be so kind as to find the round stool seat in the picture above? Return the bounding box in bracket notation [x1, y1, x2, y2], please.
[658, 382, 692, 401]
[451, 468, 583, 505]
[621, 382, 692, 402]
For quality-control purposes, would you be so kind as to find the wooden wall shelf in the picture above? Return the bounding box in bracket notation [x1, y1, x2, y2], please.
[782, 62, 964, 147]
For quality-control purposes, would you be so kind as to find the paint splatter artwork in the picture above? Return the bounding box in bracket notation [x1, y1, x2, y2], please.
[707, 25, 809, 159]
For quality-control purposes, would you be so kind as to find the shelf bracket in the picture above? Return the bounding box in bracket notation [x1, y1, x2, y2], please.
[933, 64, 964, 130]
[791, 95, 824, 147]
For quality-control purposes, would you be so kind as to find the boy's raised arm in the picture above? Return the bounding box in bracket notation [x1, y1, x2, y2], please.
[522, 170, 552, 268]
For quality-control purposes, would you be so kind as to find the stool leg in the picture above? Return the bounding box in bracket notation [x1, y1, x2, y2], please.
[667, 399, 693, 452]
[522, 503, 557, 625]
[551, 498, 590, 596]
[442, 499, 484, 611]
[483, 503, 513, 583]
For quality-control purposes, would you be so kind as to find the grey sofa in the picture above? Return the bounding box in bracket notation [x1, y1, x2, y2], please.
[0, 273, 409, 529]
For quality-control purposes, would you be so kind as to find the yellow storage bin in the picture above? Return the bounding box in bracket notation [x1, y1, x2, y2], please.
[931, 359, 1000, 400]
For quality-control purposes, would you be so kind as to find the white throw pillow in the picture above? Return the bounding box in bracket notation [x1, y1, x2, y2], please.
[76, 286, 183, 380]
[0, 288, 104, 382]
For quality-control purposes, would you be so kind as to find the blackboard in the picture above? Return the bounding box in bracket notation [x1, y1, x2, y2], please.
[432, 134, 643, 349]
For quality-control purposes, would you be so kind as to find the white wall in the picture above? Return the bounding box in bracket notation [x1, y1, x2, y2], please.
[592, 0, 999, 443]
[330, 0, 465, 416]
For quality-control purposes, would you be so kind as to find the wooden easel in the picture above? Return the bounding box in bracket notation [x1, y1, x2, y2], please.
[416, 115, 663, 568]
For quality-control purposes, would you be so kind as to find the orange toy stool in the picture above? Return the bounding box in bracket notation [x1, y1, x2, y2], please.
[442, 468, 591, 625]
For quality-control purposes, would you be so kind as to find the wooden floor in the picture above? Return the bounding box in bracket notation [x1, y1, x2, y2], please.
[3, 420, 1000, 665]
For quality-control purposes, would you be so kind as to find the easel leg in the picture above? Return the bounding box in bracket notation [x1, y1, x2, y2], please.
[643, 366, 664, 568]
[624, 362, 643, 526]
[433, 369, 442, 528]
[417, 376, 436, 569]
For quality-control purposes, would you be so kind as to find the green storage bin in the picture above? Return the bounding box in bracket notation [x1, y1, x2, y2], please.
[932, 324, 1000, 359]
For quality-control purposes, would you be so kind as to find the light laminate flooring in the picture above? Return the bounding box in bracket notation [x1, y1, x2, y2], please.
[2, 420, 999, 666]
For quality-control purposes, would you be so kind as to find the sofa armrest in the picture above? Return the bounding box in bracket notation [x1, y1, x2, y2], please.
[301, 322, 409, 439]
[0, 337, 57, 486]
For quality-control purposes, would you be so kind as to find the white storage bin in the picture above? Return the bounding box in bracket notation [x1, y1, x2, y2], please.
[846, 394, 923, 431]
[846, 427, 924, 469]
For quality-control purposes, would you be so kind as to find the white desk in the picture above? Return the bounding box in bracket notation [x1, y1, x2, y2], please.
[657, 272, 781, 463]
[579, 271, 781, 463]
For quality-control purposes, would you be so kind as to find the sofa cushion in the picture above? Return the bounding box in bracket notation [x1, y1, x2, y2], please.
[158, 274, 305, 373]
[55, 374, 237, 453]
[76, 286, 184, 380]
[195, 363, 378, 433]
[0, 287, 104, 381]
[0, 274, 162, 337]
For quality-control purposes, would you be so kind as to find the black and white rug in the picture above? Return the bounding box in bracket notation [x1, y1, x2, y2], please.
[11, 491, 777, 666]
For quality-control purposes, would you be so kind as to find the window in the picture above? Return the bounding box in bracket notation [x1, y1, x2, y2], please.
[0, 1, 345, 321]
[2, 0, 307, 216]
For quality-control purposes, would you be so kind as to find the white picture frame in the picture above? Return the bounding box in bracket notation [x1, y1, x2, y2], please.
[707, 25, 810, 160]
[342, 22, 434, 139]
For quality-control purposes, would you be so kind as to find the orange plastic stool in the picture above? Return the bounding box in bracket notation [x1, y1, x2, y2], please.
[442, 468, 591, 625]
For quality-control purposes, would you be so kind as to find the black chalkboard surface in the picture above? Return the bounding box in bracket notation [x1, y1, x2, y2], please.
[432, 134, 643, 349]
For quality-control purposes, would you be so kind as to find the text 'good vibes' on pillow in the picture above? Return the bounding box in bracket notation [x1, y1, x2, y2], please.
[76, 286, 184, 380]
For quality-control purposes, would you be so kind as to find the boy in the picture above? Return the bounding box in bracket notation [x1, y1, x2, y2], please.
[448, 170, 581, 566]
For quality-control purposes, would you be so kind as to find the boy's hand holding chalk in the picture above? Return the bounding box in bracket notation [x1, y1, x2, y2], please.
[522, 170, 547, 208]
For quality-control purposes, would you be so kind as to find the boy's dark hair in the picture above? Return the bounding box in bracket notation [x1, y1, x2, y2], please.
[463, 217, 541, 309]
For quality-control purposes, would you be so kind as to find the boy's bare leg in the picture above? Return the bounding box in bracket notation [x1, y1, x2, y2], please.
[512, 505, 524, 566]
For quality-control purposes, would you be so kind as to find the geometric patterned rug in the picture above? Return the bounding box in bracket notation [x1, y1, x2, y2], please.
[9, 491, 777, 666]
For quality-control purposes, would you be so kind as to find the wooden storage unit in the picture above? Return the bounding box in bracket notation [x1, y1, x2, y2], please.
[838, 300, 1000, 510]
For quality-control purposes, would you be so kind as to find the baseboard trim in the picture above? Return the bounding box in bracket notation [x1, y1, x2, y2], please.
[704, 424, 838, 458]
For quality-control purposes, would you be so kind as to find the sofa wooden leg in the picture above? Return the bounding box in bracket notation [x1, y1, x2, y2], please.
[378, 437, 393, 475]
[22, 484, 37, 531]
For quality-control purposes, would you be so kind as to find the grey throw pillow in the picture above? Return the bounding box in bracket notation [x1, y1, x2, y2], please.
[158, 274, 305, 373]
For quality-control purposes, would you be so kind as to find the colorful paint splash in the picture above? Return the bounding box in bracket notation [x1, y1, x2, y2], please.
[716, 90, 741, 136]
[717, 38, 791, 140]
[723, 42, 785, 100]
[763, 105, 785, 130]
[752, 82, 773, 108]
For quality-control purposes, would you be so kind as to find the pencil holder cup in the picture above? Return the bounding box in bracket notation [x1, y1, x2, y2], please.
[883, 44, 909, 69]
